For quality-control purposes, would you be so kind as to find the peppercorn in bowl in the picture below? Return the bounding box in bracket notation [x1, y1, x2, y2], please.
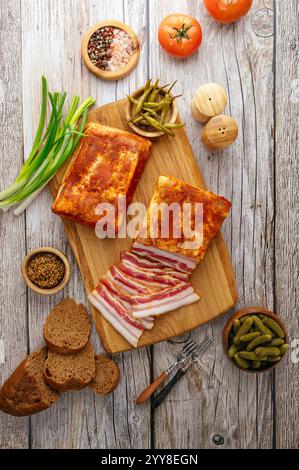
[223, 307, 288, 373]
[21, 247, 70, 296]
[81, 20, 140, 81]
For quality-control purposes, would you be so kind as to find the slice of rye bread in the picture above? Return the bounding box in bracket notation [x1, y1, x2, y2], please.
[43, 298, 91, 354]
[0, 348, 59, 417]
[89, 355, 120, 396]
[44, 341, 96, 391]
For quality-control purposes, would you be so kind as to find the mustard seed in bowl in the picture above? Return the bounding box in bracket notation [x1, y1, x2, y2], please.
[27, 252, 66, 289]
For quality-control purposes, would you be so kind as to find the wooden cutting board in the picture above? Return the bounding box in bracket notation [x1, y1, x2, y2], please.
[49, 99, 238, 353]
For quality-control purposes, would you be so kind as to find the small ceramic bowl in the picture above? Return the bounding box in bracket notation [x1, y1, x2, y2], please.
[81, 20, 140, 81]
[21, 247, 71, 296]
[125, 86, 178, 138]
[223, 307, 288, 373]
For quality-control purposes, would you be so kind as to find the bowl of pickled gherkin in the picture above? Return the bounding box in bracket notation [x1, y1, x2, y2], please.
[223, 307, 288, 372]
[125, 79, 183, 138]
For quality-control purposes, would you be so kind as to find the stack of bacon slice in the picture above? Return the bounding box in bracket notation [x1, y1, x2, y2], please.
[88, 243, 200, 347]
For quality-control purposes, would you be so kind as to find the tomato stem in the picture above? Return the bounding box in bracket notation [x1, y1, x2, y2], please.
[169, 23, 192, 44]
[216, 0, 237, 10]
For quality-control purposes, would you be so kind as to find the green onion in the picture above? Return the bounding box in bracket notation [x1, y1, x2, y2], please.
[0, 77, 95, 214]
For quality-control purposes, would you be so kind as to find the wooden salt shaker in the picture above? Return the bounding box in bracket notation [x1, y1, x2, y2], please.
[201, 115, 238, 150]
[191, 83, 228, 123]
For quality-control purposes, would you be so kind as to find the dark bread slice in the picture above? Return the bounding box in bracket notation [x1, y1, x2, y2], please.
[0, 348, 59, 416]
[89, 355, 120, 396]
[44, 341, 95, 391]
[43, 298, 90, 354]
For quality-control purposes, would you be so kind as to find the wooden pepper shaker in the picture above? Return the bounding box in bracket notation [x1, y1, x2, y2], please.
[201, 114, 238, 150]
[191, 83, 228, 123]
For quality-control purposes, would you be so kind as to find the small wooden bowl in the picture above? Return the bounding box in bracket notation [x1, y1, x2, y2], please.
[21, 247, 71, 296]
[125, 86, 178, 138]
[81, 20, 140, 81]
[223, 307, 288, 373]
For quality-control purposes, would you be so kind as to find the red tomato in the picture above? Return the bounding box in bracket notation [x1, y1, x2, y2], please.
[204, 0, 253, 24]
[158, 14, 202, 58]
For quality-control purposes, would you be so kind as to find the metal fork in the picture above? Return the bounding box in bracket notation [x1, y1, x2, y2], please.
[136, 339, 201, 405]
[152, 337, 213, 408]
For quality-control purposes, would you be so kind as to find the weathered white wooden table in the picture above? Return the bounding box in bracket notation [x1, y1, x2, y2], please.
[0, 0, 298, 449]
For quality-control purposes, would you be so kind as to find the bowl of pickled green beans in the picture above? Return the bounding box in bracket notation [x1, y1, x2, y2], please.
[125, 79, 182, 138]
[223, 307, 288, 372]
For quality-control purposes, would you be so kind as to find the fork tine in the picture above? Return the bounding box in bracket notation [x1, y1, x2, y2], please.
[182, 339, 195, 351]
[193, 338, 213, 356]
[185, 343, 199, 355]
[181, 337, 213, 358]
[199, 338, 213, 350]
[182, 340, 197, 354]
[182, 340, 193, 353]
[191, 338, 212, 354]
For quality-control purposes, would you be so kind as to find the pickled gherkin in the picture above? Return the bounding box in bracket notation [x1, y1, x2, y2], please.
[233, 317, 254, 345]
[246, 334, 272, 351]
[255, 347, 280, 358]
[269, 338, 284, 347]
[261, 316, 285, 338]
[238, 351, 260, 361]
[280, 343, 289, 355]
[264, 356, 281, 363]
[233, 319, 241, 334]
[228, 342, 244, 358]
[234, 353, 250, 369]
[252, 315, 273, 338]
[239, 331, 260, 343]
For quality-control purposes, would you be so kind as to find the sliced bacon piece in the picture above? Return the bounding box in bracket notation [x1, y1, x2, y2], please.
[105, 270, 139, 295]
[120, 252, 189, 281]
[88, 291, 143, 348]
[118, 263, 181, 287]
[132, 242, 197, 274]
[113, 264, 172, 292]
[131, 284, 194, 308]
[138, 317, 154, 330]
[100, 278, 131, 306]
[97, 284, 144, 331]
[108, 266, 149, 294]
[132, 291, 200, 319]
[121, 251, 162, 269]
[99, 278, 154, 330]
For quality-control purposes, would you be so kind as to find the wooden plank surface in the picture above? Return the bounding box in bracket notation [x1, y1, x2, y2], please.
[0, 0, 298, 450]
[275, 0, 299, 449]
[0, 0, 28, 449]
[50, 99, 237, 353]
